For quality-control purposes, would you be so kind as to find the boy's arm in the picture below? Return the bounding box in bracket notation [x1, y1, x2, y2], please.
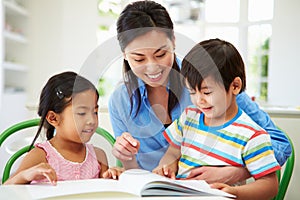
[153, 145, 181, 179]
[211, 172, 278, 200]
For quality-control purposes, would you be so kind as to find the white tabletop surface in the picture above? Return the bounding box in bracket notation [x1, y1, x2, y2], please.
[0, 184, 231, 200]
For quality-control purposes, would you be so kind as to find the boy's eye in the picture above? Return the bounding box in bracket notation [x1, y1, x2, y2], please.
[134, 59, 144, 62]
[203, 91, 212, 95]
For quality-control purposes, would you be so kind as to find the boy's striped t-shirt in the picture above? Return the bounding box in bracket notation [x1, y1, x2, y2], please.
[163, 106, 281, 179]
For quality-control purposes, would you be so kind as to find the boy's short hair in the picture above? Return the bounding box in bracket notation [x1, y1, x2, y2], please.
[181, 38, 246, 93]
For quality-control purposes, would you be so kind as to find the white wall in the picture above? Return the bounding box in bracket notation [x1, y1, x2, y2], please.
[268, 0, 300, 107]
[26, 0, 98, 107]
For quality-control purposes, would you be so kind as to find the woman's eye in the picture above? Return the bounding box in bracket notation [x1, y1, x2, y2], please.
[203, 92, 212, 95]
[77, 112, 86, 116]
[157, 52, 166, 58]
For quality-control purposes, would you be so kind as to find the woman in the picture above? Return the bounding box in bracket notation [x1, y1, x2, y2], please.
[108, 0, 291, 184]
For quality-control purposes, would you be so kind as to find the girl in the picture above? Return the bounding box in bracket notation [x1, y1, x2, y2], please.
[4, 71, 122, 185]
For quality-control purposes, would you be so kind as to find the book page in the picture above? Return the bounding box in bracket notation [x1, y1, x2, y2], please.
[25, 179, 123, 199]
[118, 168, 169, 195]
[119, 169, 235, 198]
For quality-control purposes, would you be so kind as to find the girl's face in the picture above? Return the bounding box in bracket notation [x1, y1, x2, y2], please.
[57, 89, 99, 144]
[124, 30, 175, 87]
[186, 76, 239, 126]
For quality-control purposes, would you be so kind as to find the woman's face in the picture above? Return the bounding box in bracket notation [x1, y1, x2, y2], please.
[124, 30, 175, 87]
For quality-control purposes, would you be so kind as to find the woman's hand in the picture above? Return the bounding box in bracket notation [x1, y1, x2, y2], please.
[112, 132, 140, 161]
[102, 167, 125, 180]
[186, 166, 251, 185]
[4, 162, 57, 185]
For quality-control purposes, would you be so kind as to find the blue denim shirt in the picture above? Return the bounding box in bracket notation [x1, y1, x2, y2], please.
[236, 92, 291, 166]
[108, 80, 192, 170]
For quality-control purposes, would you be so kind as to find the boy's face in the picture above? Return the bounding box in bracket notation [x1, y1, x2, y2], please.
[186, 76, 239, 126]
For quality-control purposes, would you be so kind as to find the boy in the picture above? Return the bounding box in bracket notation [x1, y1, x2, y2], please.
[153, 39, 280, 199]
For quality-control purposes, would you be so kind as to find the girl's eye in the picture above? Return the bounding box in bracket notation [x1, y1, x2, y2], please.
[94, 111, 98, 115]
[77, 112, 86, 116]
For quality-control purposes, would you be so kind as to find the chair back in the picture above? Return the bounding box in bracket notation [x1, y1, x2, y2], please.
[273, 133, 295, 200]
[0, 118, 116, 184]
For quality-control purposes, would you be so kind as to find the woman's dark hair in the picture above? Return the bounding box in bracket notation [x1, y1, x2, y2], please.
[29, 71, 99, 149]
[117, 0, 183, 117]
[181, 38, 246, 93]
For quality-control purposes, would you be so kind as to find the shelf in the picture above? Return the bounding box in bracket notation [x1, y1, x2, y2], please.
[3, 0, 28, 16]
[3, 61, 28, 72]
[3, 30, 28, 43]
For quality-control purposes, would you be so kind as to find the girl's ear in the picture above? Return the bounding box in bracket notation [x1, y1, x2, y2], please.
[46, 111, 60, 127]
[231, 77, 242, 95]
[123, 52, 127, 61]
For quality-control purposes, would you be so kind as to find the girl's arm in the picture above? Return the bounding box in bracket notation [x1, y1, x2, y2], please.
[3, 148, 57, 185]
[211, 172, 278, 200]
[94, 147, 124, 180]
[94, 147, 109, 178]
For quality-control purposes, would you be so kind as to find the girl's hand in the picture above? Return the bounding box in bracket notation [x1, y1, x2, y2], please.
[25, 163, 57, 185]
[152, 165, 176, 179]
[5, 163, 57, 185]
[112, 132, 140, 161]
[102, 167, 125, 180]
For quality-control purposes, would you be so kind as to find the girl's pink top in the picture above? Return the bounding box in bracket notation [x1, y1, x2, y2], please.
[31, 141, 100, 183]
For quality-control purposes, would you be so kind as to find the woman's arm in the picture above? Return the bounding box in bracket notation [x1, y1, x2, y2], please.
[237, 92, 291, 166]
[187, 166, 251, 185]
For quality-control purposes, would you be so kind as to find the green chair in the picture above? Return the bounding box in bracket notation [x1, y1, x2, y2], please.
[273, 133, 295, 200]
[0, 118, 117, 184]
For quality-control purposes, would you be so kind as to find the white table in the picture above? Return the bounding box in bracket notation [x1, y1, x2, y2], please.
[0, 183, 231, 200]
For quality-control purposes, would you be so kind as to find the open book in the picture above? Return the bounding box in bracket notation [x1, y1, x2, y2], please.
[118, 169, 235, 198]
[21, 169, 235, 199]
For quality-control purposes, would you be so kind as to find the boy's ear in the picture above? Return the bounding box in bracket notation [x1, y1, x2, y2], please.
[231, 77, 242, 95]
[46, 111, 60, 126]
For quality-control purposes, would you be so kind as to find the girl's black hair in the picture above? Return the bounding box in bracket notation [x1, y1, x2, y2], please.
[181, 38, 246, 93]
[29, 71, 99, 149]
[116, 0, 183, 118]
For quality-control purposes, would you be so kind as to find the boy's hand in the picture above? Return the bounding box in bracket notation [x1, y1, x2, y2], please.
[102, 167, 125, 180]
[152, 165, 176, 179]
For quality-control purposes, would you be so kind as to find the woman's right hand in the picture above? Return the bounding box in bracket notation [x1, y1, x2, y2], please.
[112, 132, 140, 162]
